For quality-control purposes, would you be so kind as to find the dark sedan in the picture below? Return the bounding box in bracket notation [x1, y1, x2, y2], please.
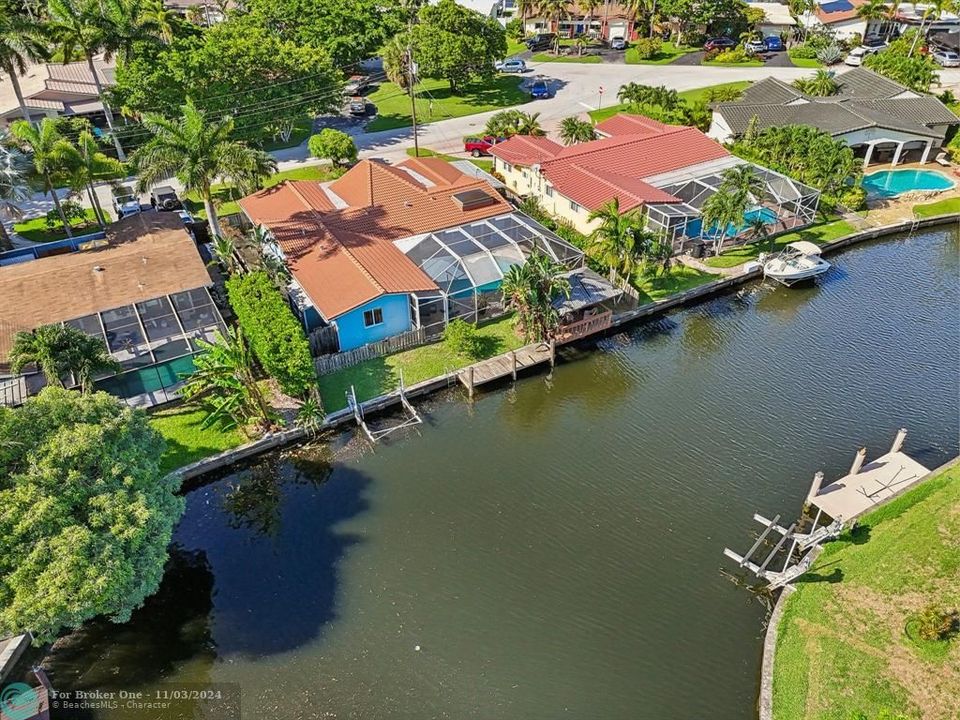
[704, 37, 737, 51]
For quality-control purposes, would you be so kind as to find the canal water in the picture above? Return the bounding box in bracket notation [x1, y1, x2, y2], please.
[43, 228, 959, 720]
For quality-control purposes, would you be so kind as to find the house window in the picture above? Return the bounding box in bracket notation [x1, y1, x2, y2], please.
[363, 308, 384, 327]
[503, 162, 513, 173]
[546, 186, 554, 197]
[569, 199, 581, 212]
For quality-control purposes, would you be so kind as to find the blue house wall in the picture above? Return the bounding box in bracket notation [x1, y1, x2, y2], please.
[335, 293, 412, 351]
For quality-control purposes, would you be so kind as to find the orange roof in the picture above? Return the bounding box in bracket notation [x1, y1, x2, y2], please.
[594, 114, 671, 138]
[488, 135, 564, 166]
[239, 158, 512, 319]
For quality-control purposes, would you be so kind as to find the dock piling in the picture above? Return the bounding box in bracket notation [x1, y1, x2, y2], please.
[549, 339, 556, 368]
[467, 366, 474, 399]
[890, 427, 907, 454]
[511, 351, 517, 380]
[849, 447, 867, 476]
[804, 471, 824, 510]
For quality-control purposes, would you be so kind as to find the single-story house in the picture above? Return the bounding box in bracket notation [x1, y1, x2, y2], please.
[799, 0, 877, 40]
[709, 67, 960, 167]
[748, 2, 797, 38]
[239, 157, 605, 353]
[489, 114, 820, 245]
[0, 213, 225, 408]
[0, 58, 115, 128]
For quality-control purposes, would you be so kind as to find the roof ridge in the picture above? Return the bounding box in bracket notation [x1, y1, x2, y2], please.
[568, 163, 646, 204]
[545, 126, 697, 166]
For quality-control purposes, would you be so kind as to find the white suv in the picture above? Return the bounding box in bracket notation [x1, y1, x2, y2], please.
[845, 42, 886, 66]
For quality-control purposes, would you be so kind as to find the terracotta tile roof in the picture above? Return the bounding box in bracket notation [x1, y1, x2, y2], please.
[0, 213, 210, 364]
[488, 135, 563, 165]
[594, 114, 671, 138]
[240, 159, 513, 319]
[536, 119, 731, 211]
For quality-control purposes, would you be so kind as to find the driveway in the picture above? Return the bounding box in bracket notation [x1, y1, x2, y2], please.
[671, 51, 706, 66]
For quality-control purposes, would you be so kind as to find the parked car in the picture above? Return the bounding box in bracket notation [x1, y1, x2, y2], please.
[932, 48, 960, 66]
[150, 185, 183, 211]
[496, 58, 527, 73]
[763, 36, 784, 51]
[862, 35, 887, 48]
[111, 185, 141, 219]
[529, 79, 550, 99]
[744, 39, 766, 54]
[344, 74, 369, 95]
[348, 96, 368, 116]
[845, 43, 885, 66]
[704, 37, 736, 51]
[610, 36, 627, 50]
[525, 33, 556, 51]
[464, 136, 504, 157]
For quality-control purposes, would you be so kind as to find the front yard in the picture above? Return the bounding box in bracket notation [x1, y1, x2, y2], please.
[625, 41, 697, 65]
[589, 81, 752, 124]
[773, 461, 960, 720]
[14, 208, 100, 243]
[703, 219, 856, 269]
[318, 314, 526, 411]
[365, 76, 529, 132]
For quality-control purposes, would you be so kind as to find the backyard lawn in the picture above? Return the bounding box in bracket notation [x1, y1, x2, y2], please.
[13, 208, 100, 243]
[633, 264, 716, 303]
[183, 164, 343, 219]
[625, 41, 697, 65]
[913, 196, 960, 218]
[318, 314, 526, 411]
[365, 76, 528, 132]
[703, 219, 856, 269]
[149, 404, 245, 475]
[589, 81, 752, 123]
[773, 461, 960, 720]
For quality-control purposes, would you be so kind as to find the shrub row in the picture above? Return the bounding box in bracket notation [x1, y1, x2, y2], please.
[226, 271, 315, 397]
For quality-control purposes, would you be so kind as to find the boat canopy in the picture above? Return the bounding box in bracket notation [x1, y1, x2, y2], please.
[786, 240, 823, 256]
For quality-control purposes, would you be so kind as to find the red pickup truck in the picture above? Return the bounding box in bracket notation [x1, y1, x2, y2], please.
[463, 136, 503, 157]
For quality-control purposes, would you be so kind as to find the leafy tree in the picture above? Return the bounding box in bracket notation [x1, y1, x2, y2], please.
[793, 69, 839, 96]
[658, 0, 747, 45]
[559, 116, 597, 145]
[864, 48, 939, 92]
[409, 0, 506, 93]
[9, 324, 119, 390]
[0, 387, 184, 643]
[8, 118, 80, 234]
[0, 141, 30, 250]
[501, 251, 571, 343]
[588, 197, 644, 281]
[225, 271, 315, 398]
[505, 17, 524, 40]
[0, 8, 49, 122]
[180, 327, 271, 431]
[308, 129, 358, 166]
[443, 318, 482, 359]
[132, 99, 260, 238]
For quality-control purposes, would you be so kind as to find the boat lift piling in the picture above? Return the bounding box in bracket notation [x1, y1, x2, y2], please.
[346, 371, 423, 443]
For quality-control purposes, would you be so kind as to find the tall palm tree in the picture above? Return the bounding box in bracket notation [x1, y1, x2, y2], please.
[70, 129, 122, 227]
[700, 189, 742, 255]
[501, 251, 572, 342]
[142, 0, 177, 44]
[537, 0, 569, 52]
[132, 99, 262, 239]
[910, 0, 950, 56]
[46, 0, 127, 160]
[580, 0, 600, 38]
[9, 323, 118, 390]
[793, 69, 838, 96]
[719, 164, 765, 208]
[227, 148, 277, 197]
[515, 111, 545, 136]
[516, 0, 536, 27]
[856, 0, 888, 32]
[9, 118, 81, 235]
[102, 0, 162, 62]
[0, 10, 49, 123]
[559, 116, 596, 144]
[180, 328, 271, 432]
[587, 197, 644, 281]
[0, 141, 31, 250]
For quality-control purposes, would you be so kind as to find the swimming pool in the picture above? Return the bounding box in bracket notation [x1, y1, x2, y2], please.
[863, 169, 955, 198]
[685, 206, 778, 239]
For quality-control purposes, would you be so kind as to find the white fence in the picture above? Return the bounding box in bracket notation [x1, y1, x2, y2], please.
[313, 328, 427, 376]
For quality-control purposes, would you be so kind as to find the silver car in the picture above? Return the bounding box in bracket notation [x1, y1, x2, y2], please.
[610, 36, 626, 50]
[933, 49, 960, 67]
[496, 58, 527, 73]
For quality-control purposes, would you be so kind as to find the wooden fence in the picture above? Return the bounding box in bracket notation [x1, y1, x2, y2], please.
[309, 325, 340, 356]
[313, 327, 427, 376]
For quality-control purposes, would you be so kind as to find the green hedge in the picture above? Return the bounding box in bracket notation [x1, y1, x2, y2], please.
[226, 271, 315, 397]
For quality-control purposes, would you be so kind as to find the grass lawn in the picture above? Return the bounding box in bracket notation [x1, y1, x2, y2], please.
[625, 41, 697, 65]
[633, 264, 716, 304]
[259, 115, 314, 151]
[589, 81, 752, 123]
[13, 208, 100, 243]
[318, 314, 526, 411]
[149, 404, 245, 475]
[772, 461, 960, 720]
[507, 38, 528, 56]
[183, 164, 342, 219]
[365, 76, 528, 132]
[702, 58, 764, 67]
[703, 219, 856, 269]
[405, 146, 493, 172]
[913, 196, 960, 218]
[531, 52, 603, 63]
[790, 57, 823, 68]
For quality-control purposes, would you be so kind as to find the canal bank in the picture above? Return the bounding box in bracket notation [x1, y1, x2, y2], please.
[38, 224, 959, 720]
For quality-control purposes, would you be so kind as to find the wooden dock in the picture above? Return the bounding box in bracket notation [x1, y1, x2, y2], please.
[459, 341, 555, 397]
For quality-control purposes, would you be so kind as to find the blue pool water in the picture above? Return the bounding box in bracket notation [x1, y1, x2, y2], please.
[863, 169, 955, 198]
[686, 206, 778, 239]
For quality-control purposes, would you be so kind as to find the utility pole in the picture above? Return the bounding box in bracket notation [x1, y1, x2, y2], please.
[407, 45, 419, 157]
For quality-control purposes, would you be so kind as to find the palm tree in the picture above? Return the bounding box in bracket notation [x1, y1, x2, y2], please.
[700, 189, 742, 255]
[588, 197, 644, 281]
[208, 234, 238, 274]
[793, 69, 839, 96]
[70, 129, 122, 227]
[746, 214, 773, 253]
[516, 0, 536, 27]
[102, 0, 163, 62]
[382, 35, 410, 89]
[515, 111, 545, 136]
[179, 328, 271, 432]
[856, 0, 888, 32]
[719, 164, 765, 207]
[227, 148, 277, 197]
[132, 99, 261, 239]
[537, 0, 569, 52]
[142, 0, 177, 44]
[910, 0, 950, 56]
[0, 141, 31, 250]
[46, 0, 127, 160]
[9, 118, 81, 235]
[559, 116, 596, 144]
[9, 323, 118, 390]
[0, 10, 49, 123]
[501, 251, 572, 342]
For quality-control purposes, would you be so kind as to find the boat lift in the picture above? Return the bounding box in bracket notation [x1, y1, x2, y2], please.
[345, 371, 423, 443]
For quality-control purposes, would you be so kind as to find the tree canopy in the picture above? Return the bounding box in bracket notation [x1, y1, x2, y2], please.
[863, 34, 940, 92]
[0, 388, 184, 643]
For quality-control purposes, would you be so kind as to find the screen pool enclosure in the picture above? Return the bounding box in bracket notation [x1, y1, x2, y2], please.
[393, 211, 585, 334]
[642, 160, 820, 248]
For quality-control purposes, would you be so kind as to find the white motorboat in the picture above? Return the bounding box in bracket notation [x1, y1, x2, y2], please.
[760, 241, 831, 286]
